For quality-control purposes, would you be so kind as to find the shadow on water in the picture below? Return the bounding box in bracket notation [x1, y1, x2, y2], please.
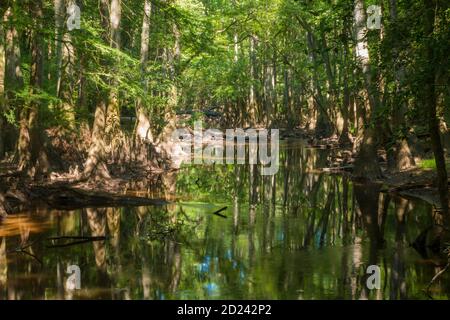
[0, 139, 449, 299]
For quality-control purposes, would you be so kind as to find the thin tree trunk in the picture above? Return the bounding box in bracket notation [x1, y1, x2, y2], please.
[339, 23, 353, 146]
[54, 0, 64, 97]
[249, 35, 258, 127]
[283, 66, 292, 127]
[306, 30, 331, 136]
[389, 0, 415, 171]
[18, 0, 49, 178]
[105, 0, 122, 143]
[135, 0, 153, 142]
[4, 5, 23, 158]
[57, 0, 76, 127]
[423, 0, 448, 216]
[0, 19, 5, 158]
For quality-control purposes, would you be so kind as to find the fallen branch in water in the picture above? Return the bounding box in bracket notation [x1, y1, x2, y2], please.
[30, 184, 168, 210]
[7, 238, 44, 265]
[46, 236, 107, 241]
[211, 206, 227, 218]
[18, 250, 43, 265]
[45, 236, 107, 248]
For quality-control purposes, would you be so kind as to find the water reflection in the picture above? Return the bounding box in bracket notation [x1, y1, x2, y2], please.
[0, 140, 448, 299]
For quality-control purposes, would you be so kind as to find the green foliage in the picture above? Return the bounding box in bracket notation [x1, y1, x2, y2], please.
[419, 159, 450, 171]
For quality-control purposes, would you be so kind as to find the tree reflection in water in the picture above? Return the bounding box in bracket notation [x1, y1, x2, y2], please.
[0, 141, 448, 299]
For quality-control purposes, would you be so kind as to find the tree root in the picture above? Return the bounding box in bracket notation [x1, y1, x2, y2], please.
[425, 261, 449, 299]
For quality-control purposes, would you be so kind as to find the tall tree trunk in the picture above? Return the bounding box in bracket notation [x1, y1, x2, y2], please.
[18, 0, 49, 178]
[283, 66, 292, 127]
[105, 0, 122, 143]
[248, 35, 258, 127]
[352, 0, 382, 180]
[84, 0, 113, 178]
[270, 51, 277, 126]
[389, 0, 415, 171]
[54, 0, 64, 97]
[319, 26, 338, 136]
[339, 22, 353, 146]
[158, 1, 180, 144]
[0, 18, 5, 159]
[135, 0, 153, 142]
[305, 30, 332, 137]
[55, 0, 76, 127]
[4, 5, 23, 157]
[423, 0, 448, 216]
[232, 31, 241, 126]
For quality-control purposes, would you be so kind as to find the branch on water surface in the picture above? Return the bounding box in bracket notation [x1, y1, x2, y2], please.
[45, 236, 108, 248]
[6, 236, 108, 265]
[7, 238, 44, 266]
[46, 236, 107, 241]
[19, 250, 43, 265]
[211, 206, 227, 218]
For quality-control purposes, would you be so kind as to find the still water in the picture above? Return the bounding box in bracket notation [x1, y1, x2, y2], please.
[0, 140, 448, 300]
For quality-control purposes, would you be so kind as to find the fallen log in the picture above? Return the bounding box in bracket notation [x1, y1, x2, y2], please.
[29, 185, 168, 210]
[46, 236, 108, 248]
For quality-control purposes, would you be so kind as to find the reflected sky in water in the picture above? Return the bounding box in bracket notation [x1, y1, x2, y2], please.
[0, 140, 448, 300]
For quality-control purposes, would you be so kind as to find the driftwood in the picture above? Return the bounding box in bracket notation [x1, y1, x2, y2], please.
[29, 184, 167, 210]
[45, 236, 108, 248]
[388, 182, 434, 193]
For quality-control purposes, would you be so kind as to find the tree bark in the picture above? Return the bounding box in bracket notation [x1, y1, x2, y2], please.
[352, 0, 382, 180]
[18, 0, 49, 178]
[55, 0, 76, 127]
[248, 35, 258, 127]
[135, 0, 153, 142]
[54, 0, 65, 97]
[4, 5, 23, 157]
[83, 98, 110, 178]
[0, 18, 5, 158]
[84, 0, 113, 178]
[339, 21, 353, 146]
[423, 0, 448, 216]
[305, 30, 332, 137]
[389, 0, 415, 171]
[105, 0, 122, 143]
